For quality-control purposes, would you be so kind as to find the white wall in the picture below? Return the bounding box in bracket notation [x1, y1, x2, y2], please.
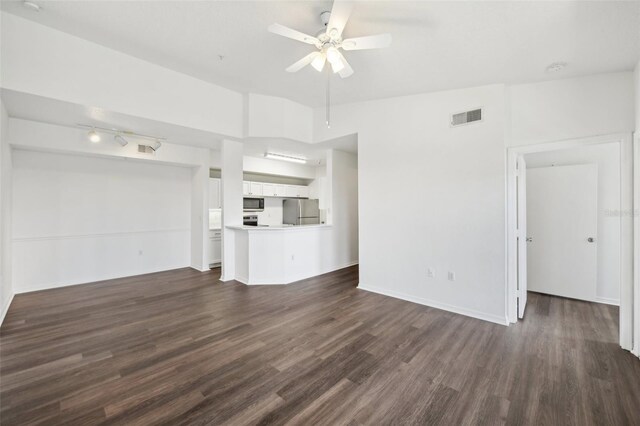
[315, 85, 508, 324]
[326, 150, 359, 268]
[634, 60, 640, 357]
[220, 139, 244, 281]
[636, 62, 640, 132]
[246, 94, 313, 143]
[524, 143, 621, 305]
[1, 12, 243, 138]
[256, 198, 284, 226]
[508, 72, 635, 146]
[0, 100, 13, 323]
[12, 150, 192, 292]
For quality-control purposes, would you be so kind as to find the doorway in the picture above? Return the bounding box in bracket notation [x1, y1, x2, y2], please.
[507, 133, 634, 351]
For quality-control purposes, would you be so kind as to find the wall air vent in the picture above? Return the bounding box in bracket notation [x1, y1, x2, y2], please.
[451, 108, 482, 127]
[138, 144, 156, 154]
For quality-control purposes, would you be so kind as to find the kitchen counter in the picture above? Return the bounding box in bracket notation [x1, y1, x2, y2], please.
[226, 224, 330, 231]
[227, 224, 333, 285]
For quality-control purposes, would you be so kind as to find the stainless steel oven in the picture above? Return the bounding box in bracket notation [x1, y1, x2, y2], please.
[243, 215, 258, 226]
[243, 197, 264, 212]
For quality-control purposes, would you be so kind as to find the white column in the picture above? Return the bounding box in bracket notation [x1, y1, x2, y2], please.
[220, 139, 243, 281]
[190, 159, 209, 272]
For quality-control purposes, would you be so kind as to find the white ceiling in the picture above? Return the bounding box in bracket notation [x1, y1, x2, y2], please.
[2, 1, 639, 107]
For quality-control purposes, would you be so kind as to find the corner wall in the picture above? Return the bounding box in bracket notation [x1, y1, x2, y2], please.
[0, 100, 13, 324]
[316, 84, 509, 324]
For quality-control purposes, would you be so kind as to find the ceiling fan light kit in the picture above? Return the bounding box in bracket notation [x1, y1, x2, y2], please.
[268, 0, 392, 127]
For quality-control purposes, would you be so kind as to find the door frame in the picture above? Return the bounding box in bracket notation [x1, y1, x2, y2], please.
[634, 133, 639, 357]
[506, 133, 634, 351]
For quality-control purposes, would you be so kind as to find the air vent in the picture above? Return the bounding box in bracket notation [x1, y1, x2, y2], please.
[138, 144, 156, 154]
[451, 108, 482, 127]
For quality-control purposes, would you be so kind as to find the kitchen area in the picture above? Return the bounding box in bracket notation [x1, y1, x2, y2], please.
[208, 161, 329, 271]
[209, 149, 357, 286]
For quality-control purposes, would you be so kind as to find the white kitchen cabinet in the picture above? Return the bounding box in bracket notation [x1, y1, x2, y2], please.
[284, 185, 298, 198]
[285, 184, 309, 198]
[262, 183, 277, 197]
[209, 230, 222, 265]
[250, 182, 264, 196]
[297, 185, 310, 198]
[244, 181, 264, 196]
[274, 184, 286, 197]
[209, 178, 221, 209]
[243, 181, 309, 198]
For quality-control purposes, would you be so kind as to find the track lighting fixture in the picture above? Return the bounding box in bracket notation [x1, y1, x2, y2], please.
[77, 124, 166, 149]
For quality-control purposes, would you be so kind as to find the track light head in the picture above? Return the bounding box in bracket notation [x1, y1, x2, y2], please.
[88, 129, 101, 143]
[114, 134, 129, 147]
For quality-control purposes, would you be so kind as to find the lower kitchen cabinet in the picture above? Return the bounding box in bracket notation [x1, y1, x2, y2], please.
[209, 229, 222, 266]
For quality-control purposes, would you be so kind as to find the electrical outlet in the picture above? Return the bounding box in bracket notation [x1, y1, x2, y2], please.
[448, 271, 455, 281]
[427, 268, 435, 278]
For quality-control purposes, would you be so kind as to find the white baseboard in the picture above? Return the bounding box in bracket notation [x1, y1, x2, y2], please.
[358, 283, 509, 326]
[595, 297, 620, 306]
[0, 292, 15, 326]
[239, 261, 359, 286]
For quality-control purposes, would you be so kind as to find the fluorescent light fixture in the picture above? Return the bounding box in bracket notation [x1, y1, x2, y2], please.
[264, 152, 307, 164]
[88, 129, 101, 143]
[114, 134, 129, 147]
[22, 1, 41, 12]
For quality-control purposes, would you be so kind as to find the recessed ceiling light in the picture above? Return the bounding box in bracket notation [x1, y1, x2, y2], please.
[546, 62, 567, 73]
[265, 152, 307, 164]
[22, 1, 41, 12]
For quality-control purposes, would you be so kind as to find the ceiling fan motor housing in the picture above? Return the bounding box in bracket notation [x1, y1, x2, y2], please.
[320, 11, 331, 26]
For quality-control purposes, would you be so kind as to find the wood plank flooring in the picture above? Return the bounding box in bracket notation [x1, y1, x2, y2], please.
[1, 266, 639, 425]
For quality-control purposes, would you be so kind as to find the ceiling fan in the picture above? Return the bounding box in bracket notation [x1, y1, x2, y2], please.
[268, 1, 392, 78]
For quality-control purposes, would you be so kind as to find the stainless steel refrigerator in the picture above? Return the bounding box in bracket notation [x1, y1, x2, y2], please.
[283, 199, 320, 226]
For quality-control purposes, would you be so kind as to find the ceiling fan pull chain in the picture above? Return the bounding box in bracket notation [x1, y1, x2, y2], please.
[326, 64, 331, 128]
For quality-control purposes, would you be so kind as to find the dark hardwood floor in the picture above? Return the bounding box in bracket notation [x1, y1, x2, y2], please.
[1, 266, 639, 425]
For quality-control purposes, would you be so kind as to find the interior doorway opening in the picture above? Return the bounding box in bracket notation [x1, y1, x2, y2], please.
[507, 134, 634, 352]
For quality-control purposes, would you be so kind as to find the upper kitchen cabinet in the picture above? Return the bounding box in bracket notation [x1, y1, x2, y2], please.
[209, 178, 221, 209]
[285, 185, 309, 198]
[243, 181, 264, 196]
[262, 183, 287, 197]
[243, 180, 310, 199]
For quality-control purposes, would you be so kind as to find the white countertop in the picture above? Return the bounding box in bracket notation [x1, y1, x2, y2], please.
[227, 224, 331, 231]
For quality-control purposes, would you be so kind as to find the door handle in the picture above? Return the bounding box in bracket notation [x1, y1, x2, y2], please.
[587, 237, 596, 243]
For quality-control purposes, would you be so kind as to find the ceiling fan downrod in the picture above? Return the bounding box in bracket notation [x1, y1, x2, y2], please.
[326, 64, 331, 128]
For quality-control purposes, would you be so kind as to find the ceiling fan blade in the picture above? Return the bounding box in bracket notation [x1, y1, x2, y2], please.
[286, 52, 321, 73]
[337, 51, 354, 78]
[326, 0, 353, 39]
[268, 23, 319, 46]
[341, 34, 392, 50]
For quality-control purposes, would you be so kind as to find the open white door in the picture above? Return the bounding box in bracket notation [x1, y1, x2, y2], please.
[527, 164, 598, 301]
[516, 156, 527, 318]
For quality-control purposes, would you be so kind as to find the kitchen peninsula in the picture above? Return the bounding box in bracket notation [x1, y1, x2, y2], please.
[227, 224, 332, 285]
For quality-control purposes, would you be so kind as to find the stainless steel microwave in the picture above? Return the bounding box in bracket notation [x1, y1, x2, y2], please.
[243, 197, 264, 211]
